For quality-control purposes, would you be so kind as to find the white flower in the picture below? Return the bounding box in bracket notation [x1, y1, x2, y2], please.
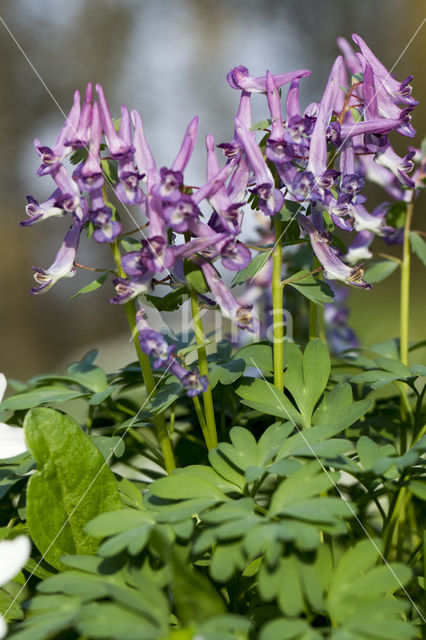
[0, 374, 27, 460]
[0, 536, 31, 638]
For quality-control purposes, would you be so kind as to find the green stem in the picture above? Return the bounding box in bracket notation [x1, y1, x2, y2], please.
[190, 287, 218, 449]
[309, 301, 318, 341]
[400, 201, 414, 366]
[383, 485, 407, 560]
[111, 240, 175, 473]
[272, 216, 284, 391]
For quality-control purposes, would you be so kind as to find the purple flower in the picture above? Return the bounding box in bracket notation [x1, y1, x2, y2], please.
[20, 190, 64, 227]
[90, 208, 122, 244]
[345, 230, 374, 264]
[265, 71, 293, 164]
[34, 89, 80, 176]
[31, 223, 83, 294]
[110, 276, 152, 304]
[352, 34, 417, 108]
[163, 195, 201, 232]
[154, 167, 183, 203]
[226, 65, 311, 93]
[235, 118, 283, 216]
[218, 239, 251, 271]
[201, 261, 259, 331]
[135, 309, 208, 396]
[95, 84, 133, 158]
[65, 83, 93, 149]
[171, 116, 199, 172]
[299, 215, 372, 289]
[131, 108, 156, 176]
[218, 90, 252, 159]
[75, 101, 104, 192]
[375, 146, 415, 188]
[114, 106, 144, 206]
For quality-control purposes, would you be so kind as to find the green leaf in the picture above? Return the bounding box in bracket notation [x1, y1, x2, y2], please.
[286, 271, 334, 305]
[67, 350, 108, 393]
[231, 252, 268, 287]
[260, 618, 312, 640]
[0, 386, 86, 411]
[76, 602, 160, 639]
[386, 201, 407, 228]
[146, 286, 188, 312]
[25, 408, 122, 570]
[184, 260, 209, 294]
[236, 378, 303, 426]
[90, 435, 125, 461]
[69, 273, 109, 300]
[282, 340, 330, 425]
[233, 342, 273, 372]
[364, 260, 398, 284]
[410, 231, 426, 267]
[250, 118, 271, 131]
[209, 360, 245, 386]
[276, 199, 302, 222]
[149, 466, 236, 502]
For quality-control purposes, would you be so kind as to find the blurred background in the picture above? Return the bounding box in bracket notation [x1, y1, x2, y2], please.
[1, 0, 425, 380]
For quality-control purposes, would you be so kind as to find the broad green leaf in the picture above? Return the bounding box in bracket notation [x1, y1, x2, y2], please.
[90, 436, 125, 461]
[364, 260, 398, 284]
[208, 359, 245, 387]
[282, 340, 330, 425]
[0, 386, 86, 411]
[236, 378, 303, 426]
[286, 271, 334, 305]
[25, 408, 122, 570]
[69, 273, 109, 300]
[269, 462, 337, 516]
[231, 252, 267, 287]
[184, 260, 209, 294]
[260, 618, 312, 640]
[233, 342, 273, 372]
[76, 601, 160, 639]
[410, 231, 426, 267]
[149, 466, 236, 502]
[386, 201, 406, 228]
[373, 356, 412, 379]
[276, 199, 302, 222]
[67, 350, 108, 393]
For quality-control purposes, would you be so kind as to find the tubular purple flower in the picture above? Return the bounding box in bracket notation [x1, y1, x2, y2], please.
[131, 108, 156, 176]
[31, 223, 83, 294]
[115, 106, 144, 205]
[135, 309, 208, 396]
[65, 82, 93, 149]
[226, 65, 311, 93]
[90, 208, 122, 244]
[172, 233, 227, 260]
[34, 89, 81, 176]
[265, 71, 293, 164]
[110, 276, 152, 304]
[76, 101, 104, 192]
[345, 230, 374, 264]
[171, 116, 199, 172]
[155, 167, 183, 203]
[235, 118, 283, 216]
[20, 191, 64, 226]
[352, 34, 417, 107]
[219, 239, 251, 271]
[163, 195, 201, 233]
[201, 261, 259, 331]
[299, 215, 372, 289]
[337, 37, 361, 76]
[95, 84, 133, 158]
[375, 146, 415, 188]
[218, 90, 252, 158]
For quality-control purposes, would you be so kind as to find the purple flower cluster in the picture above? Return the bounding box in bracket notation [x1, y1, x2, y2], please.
[23, 33, 419, 319]
[136, 310, 208, 397]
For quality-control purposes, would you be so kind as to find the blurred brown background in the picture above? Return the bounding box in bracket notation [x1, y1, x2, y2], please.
[0, 0, 425, 380]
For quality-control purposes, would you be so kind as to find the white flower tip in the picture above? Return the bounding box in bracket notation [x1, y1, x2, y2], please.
[0, 536, 31, 588]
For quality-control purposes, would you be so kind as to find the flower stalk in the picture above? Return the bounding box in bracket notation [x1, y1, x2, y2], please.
[400, 201, 414, 366]
[189, 287, 218, 449]
[111, 240, 175, 473]
[272, 216, 284, 391]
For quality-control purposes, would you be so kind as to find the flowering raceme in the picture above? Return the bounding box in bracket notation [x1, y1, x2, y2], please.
[22, 33, 420, 358]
